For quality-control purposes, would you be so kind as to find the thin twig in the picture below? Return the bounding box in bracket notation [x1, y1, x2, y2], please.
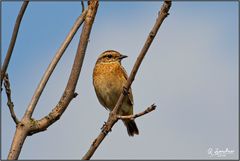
[3, 74, 19, 124]
[1, 1, 29, 87]
[81, 0, 85, 13]
[117, 104, 156, 120]
[28, 0, 99, 135]
[23, 9, 88, 119]
[82, 1, 171, 160]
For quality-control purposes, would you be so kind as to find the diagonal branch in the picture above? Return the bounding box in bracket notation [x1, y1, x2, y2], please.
[28, 0, 99, 135]
[3, 74, 19, 124]
[1, 1, 29, 87]
[112, 0, 171, 115]
[23, 9, 88, 119]
[82, 1, 171, 160]
[117, 104, 156, 120]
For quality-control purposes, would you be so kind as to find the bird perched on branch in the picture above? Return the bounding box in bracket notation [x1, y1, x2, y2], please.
[93, 50, 139, 136]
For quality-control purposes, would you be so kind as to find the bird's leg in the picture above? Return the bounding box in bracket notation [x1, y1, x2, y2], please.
[101, 121, 112, 135]
[123, 86, 129, 96]
[101, 121, 107, 130]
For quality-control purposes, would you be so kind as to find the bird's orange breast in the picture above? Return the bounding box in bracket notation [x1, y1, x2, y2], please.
[93, 62, 126, 110]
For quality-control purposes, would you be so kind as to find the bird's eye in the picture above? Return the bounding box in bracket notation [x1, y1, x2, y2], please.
[107, 55, 112, 58]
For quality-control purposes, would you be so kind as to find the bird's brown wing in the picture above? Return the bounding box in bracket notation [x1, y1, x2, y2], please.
[120, 65, 134, 106]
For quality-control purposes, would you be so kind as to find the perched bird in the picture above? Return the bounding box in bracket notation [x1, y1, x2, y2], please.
[93, 50, 139, 136]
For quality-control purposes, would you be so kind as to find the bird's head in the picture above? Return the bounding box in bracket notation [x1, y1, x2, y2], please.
[97, 50, 128, 64]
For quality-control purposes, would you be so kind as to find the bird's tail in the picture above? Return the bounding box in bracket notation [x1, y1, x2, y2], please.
[123, 120, 139, 136]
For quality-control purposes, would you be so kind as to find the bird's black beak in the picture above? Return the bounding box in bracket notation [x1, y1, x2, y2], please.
[119, 54, 128, 60]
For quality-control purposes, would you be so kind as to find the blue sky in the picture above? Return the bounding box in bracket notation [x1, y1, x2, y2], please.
[1, 1, 239, 159]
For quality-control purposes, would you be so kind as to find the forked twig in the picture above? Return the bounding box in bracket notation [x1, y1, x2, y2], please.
[29, 0, 99, 135]
[23, 9, 88, 119]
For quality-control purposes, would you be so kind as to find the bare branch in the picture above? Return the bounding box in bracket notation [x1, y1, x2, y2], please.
[82, 1, 171, 159]
[23, 9, 88, 119]
[117, 104, 156, 120]
[7, 4, 98, 159]
[3, 74, 19, 124]
[1, 1, 29, 87]
[29, 0, 99, 135]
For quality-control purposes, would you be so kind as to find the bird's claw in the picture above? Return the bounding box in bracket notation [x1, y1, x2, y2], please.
[101, 121, 107, 130]
[123, 86, 129, 95]
[101, 121, 111, 135]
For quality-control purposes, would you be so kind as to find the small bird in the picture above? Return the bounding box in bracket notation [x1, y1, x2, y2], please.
[93, 50, 139, 136]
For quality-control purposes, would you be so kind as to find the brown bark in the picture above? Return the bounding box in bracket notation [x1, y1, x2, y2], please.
[7, 121, 29, 159]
